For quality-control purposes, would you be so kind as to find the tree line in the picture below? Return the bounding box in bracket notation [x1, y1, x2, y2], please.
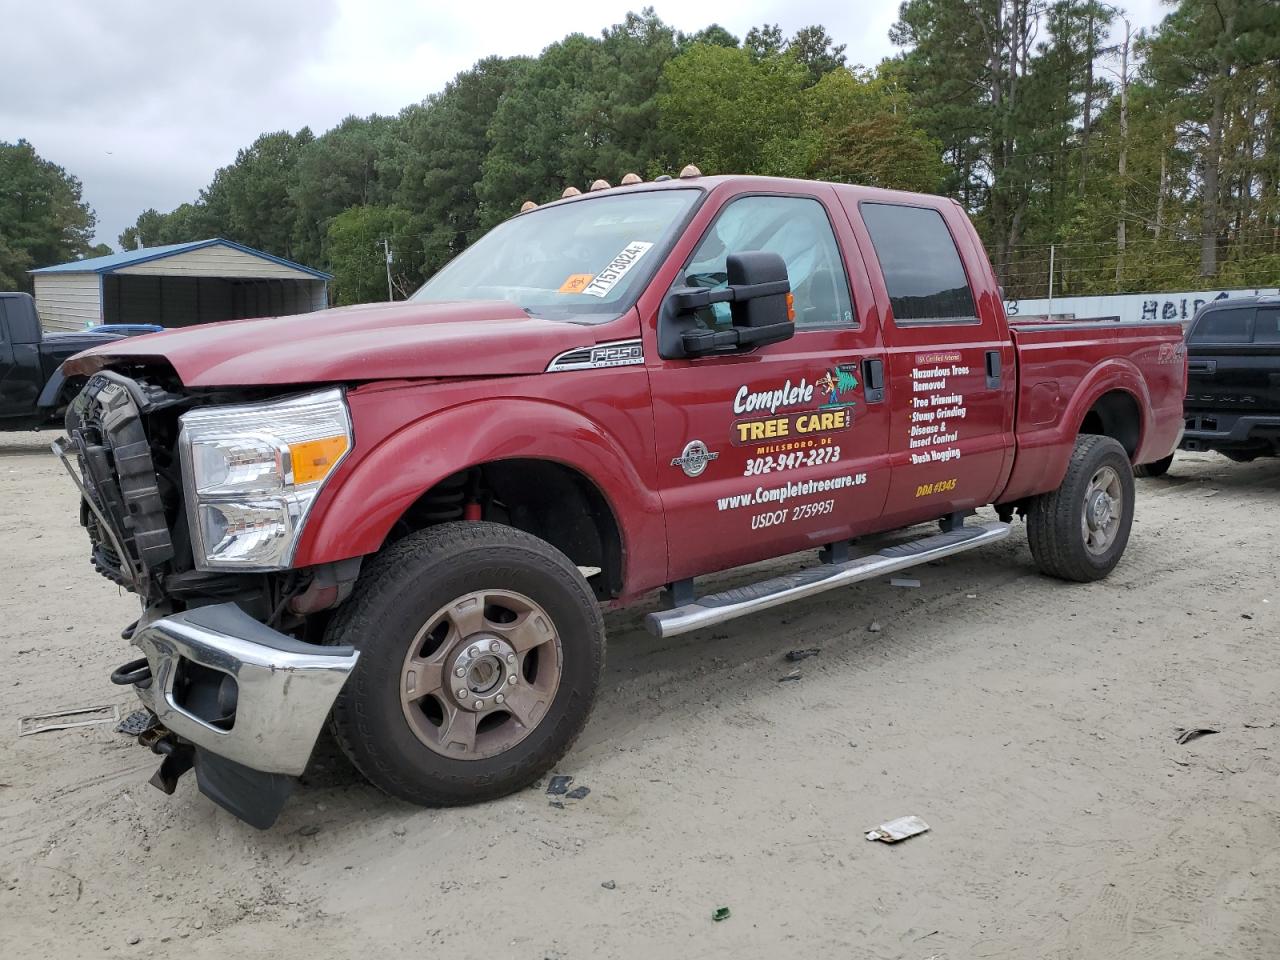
[3, 2, 1277, 303]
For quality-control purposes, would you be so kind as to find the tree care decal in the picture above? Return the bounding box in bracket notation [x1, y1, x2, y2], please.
[908, 351, 968, 467]
[731, 364, 860, 456]
[725, 364, 869, 530]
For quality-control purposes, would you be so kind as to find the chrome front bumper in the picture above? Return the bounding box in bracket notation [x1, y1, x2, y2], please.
[131, 603, 359, 776]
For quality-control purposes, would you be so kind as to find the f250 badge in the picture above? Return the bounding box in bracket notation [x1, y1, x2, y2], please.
[672, 440, 719, 478]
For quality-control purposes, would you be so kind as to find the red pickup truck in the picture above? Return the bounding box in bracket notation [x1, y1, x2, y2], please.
[57, 174, 1185, 827]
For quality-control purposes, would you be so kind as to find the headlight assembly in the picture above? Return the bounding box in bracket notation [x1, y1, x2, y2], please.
[179, 389, 352, 570]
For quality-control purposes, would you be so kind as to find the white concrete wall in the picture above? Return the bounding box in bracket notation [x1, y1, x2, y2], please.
[114, 243, 319, 281]
[1008, 287, 1280, 325]
[33, 273, 100, 331]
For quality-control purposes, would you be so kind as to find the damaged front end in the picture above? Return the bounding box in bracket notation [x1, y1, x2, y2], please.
[53, 369, 360, 828]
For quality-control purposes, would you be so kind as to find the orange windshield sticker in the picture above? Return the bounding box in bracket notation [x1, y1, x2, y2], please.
[558, 273, 595, 294]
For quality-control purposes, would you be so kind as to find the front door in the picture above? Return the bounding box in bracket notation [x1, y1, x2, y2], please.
[647, 190, 892, 583]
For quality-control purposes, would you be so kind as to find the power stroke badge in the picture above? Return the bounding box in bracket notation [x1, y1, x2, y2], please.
[672, 440, 719, 478]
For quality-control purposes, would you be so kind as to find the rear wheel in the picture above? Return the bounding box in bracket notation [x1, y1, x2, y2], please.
[327, 522, 605, 806]
[1027, 435, 1135, 582]
[1134, 453, 1174, 478]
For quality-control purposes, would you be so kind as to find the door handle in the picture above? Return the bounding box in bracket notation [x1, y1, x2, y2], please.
[862, 357, 885, 403]
[985, 350, 1002, 389]
[1187, 359, 1216, 375]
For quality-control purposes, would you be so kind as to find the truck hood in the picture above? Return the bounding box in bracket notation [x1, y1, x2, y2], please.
[62, 300, 609, 387]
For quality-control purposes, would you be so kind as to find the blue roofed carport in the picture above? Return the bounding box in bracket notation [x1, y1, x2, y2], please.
[29, 239, 331, 331]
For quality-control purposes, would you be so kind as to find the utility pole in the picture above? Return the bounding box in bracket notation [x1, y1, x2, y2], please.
[381, 238, 394, 301]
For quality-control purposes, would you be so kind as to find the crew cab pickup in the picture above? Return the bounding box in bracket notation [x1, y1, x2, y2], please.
[1178, 295, 1280, 464]
[55, 175, 1186, 827]
[0, 292, 132, 430]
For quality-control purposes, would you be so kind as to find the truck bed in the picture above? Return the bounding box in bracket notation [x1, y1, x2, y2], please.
[997, 318, 1186, 502]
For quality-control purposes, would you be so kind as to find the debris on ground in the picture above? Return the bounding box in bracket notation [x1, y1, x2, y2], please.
[566, 786, 590, 800]
[785, 648, 820, 662]
[712, 907, 731, 922]
[601, 880, 616, 890]
[298, 824, 322, 836]
[18, 704, 120, 737]
[777, 668, 802, 683]
[1243, 719, 1276, 729]
[890, 577, 921, 588]
[868, 621, 882, 633]
[548, 800, 565, 809]
[546, 775, 574, 795]
[866, 815, 931, 843]
[1175, 727, 1219, 744]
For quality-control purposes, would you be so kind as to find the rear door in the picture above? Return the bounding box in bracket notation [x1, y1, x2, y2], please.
[646, 187, 892, 581]
[844, 200, 1016, 525]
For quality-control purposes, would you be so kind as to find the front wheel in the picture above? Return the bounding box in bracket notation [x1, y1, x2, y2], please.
[327, 522, 605, 806]
[1027, 435, 1135, 582]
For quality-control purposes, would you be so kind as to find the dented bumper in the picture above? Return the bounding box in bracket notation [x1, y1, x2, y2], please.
[122, 603, 358, 826]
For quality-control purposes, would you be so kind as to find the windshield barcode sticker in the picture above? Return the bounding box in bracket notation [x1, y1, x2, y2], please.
[583, 241, 654, 298]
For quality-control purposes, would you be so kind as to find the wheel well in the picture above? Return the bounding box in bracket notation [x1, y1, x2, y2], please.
[388, 459, 624, 600]
[1078, 390, 1141, 458]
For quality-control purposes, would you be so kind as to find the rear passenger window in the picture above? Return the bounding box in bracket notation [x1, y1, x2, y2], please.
[1191, 308, 1253, 344]
[1253, 308, 1280, 343]
[860, 203, 977, 325]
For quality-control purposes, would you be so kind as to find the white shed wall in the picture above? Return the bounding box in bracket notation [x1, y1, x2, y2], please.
[33, 273, 101, 331]
[114, 244, 318, 280]
[1009, 286, 1280, 325]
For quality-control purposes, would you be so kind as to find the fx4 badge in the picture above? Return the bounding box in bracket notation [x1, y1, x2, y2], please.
[672, 440, 719, 478]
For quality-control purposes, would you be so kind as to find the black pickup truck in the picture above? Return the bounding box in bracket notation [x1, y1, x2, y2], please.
[0, 292, 132, 430]
[1179, 295, 1280, 463]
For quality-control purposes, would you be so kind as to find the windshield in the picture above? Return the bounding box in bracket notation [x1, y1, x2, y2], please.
[411, 189, 701, 321]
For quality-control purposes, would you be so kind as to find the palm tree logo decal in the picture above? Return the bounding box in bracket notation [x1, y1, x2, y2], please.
[815, 364, 860, 410]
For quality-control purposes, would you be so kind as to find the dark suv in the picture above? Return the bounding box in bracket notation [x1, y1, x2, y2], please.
[1180, 295, 1280, 463]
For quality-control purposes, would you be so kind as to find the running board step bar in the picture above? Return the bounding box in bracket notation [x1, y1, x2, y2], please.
[645, 521, 1012, 638]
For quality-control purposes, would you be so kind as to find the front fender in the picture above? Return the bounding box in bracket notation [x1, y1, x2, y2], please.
[291, 393, 668, 595]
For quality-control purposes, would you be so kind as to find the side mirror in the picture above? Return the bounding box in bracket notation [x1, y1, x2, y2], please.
[659, 251, 795, 359]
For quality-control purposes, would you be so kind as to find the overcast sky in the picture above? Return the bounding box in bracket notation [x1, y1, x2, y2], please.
[1, 0, 1170, 249]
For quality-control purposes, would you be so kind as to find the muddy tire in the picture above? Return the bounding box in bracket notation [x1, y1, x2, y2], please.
[1027, 435, 1135, 583]
[327, 522, 605, 806]
[1134, 453, 1173, 478]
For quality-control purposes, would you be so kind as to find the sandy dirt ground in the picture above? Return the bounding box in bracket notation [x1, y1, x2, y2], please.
[1, 430, 1277, 959]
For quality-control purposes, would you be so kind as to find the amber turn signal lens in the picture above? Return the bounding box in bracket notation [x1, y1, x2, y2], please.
[289, 435, 350, 485]
[786, 292, 796, 322]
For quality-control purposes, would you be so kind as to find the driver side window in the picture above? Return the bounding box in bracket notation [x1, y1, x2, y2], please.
[679, 195, 856, 330]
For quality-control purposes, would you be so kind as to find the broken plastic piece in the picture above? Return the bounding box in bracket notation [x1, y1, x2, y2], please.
[1175, 727, 1218, 744]
[785, 648, 820, 662]
[566, 786, 590, 800]
[547, 774, 574, 795]
[19, 704, 120, 736]
[712, 906, 730, 922]
[866, 815, 930, 843]
[777, 668, 802, 683]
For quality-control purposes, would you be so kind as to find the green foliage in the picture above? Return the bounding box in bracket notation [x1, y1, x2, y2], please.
[477, 10, 679, 227]
[105, 3, 1278, 305]
[658, 44, 809, 177]
[0, 140, 97, 289]
[680, 24, 738, 50]
[324, 205, 419, 305]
